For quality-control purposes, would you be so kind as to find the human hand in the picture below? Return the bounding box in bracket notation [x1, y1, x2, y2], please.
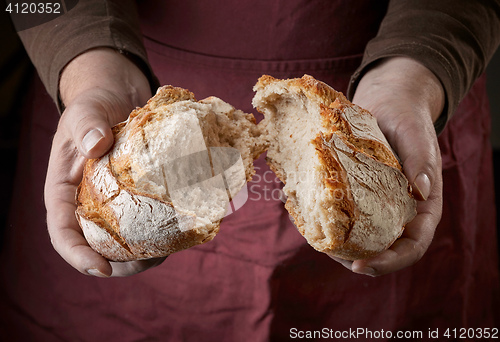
[44, 48, 164, 277]
[334, 57, 444, 276]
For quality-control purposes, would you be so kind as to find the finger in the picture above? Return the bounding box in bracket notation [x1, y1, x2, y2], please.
[328, 256, 354, 271]
[45, 181, 113, 277]
[351, 186, 442, 276]
[61, 89, 134, 159]
[109, 257, 167, 277]
[45, 131, 113, 276]
[389, 112, 441, 201]
[60, 100, 115, 159]
[351, 236, 427, 277]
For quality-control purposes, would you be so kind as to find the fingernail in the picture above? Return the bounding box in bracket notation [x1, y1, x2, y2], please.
[352, 263, 376, 276]
[413, 173, 431, 201]
[82, 129, 104, 154]
[87, 268, 109, 278]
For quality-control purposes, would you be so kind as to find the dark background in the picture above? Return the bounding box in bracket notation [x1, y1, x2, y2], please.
[487, 49, 500, 237]
[0, 8, 499, 260]
[488, 49, 500, 263]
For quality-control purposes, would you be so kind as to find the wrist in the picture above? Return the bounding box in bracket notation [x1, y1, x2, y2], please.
[59, 47, 152, 110]
[353, 57, 445, 125]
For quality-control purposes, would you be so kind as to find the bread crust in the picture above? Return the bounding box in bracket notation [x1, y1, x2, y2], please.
[253, 75, 417, 260]
[76, 154, 210, 261]
[76, 86, 265, 261]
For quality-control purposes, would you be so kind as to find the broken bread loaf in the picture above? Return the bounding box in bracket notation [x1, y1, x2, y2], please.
[252, 75, 417, 260]
[76, 86, 266, 261]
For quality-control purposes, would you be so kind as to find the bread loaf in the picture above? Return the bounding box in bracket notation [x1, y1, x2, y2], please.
[76, 86, 267, 261]
[252, 75, 417, 260]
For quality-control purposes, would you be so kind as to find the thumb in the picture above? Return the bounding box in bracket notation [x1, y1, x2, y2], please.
[411, 171, 432, 202]
[389, 112, 441, 202]
[68, 103, 114, 159]
[80, 126, 113, 159]
[61, 90, 133, 159]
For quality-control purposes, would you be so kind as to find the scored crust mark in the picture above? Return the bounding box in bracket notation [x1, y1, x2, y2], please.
[76, 207, 133, 255]
[253, 74, 417, 260]
[75, 158, 133, 256]
[320, 101, 401, 170]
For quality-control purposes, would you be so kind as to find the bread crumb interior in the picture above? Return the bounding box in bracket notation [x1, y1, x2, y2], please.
[261, 91, 334, 246]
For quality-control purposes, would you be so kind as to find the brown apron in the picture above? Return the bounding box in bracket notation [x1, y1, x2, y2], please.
[1, 1, 498, 341]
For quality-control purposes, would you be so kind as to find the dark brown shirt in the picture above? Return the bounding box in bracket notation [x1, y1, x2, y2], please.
[15, 0, 500, 131]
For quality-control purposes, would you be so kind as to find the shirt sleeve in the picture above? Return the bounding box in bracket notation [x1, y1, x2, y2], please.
[347, 0, 500, 133]
[14, 0, 159, 112]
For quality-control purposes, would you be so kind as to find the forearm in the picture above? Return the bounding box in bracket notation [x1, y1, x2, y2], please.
[353, 57, 444, 128]
[60, 48, 151, 110]
[15, 0, 157, 111]
[348, 0, 500, 133]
